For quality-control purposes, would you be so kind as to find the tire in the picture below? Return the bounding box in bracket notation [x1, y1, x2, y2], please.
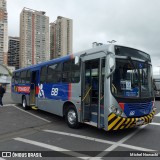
[22, 96, 29, 110]
[65, 106, 79, 129]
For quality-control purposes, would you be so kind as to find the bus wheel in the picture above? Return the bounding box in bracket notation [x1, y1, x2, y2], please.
[22, 96, 29, 110]
[65, 106, 79, 129]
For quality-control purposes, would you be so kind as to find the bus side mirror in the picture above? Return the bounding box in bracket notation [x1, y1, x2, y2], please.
[75, 56, 80, 65]
[109, 54, 115, 70]
[107, 53, 115, 78]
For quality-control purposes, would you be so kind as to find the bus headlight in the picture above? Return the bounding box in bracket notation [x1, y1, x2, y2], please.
[109, 106, 125, 117]
[116, 109, 122, 116]
[110, 106, 117, 113]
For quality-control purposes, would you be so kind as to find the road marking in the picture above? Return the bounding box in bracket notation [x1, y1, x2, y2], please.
[106, 125, 147, 151]
[14, 137, 89, 160]
[120, 143, 156, 151]
[103, 125, 147, 151]
[44, 130, 115, 145]
[1, 104, 15, 107]
[90, 125, 156, 159]
[12, 105, 51, 123]
[150, 122, 160, 126]
[44, 129, 155, 152]
[155, 112, 160, 117]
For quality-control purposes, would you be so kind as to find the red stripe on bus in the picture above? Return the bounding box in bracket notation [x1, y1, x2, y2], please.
[70, 54, 74, 59]
[32, 14, 35, 65]
[68, 84, 72, 100]
[36, 86, 40, 95]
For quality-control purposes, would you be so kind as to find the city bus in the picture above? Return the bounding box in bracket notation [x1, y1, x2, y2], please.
[11, 44, 156, 131]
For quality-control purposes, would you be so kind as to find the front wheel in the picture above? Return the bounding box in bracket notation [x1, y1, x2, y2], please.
[65, 106, 79, 129]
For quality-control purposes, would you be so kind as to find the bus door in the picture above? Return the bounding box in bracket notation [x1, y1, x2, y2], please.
[81, 57, 104, 128]
[30, 70, 39, 105]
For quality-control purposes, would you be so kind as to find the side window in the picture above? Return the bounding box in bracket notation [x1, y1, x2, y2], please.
[62, 60, 80, 83]
[47, 63, 62, 83]
[26, 70, 31, 84]
[71, 60, 80, 83]
[62, 61, 72, 83]
[40, 66, 47, 83]
[21, 70, 27, 84]
[15, 72, 20, 84]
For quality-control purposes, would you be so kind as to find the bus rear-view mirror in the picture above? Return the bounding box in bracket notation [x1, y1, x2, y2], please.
[75, 56, 79, 65]
[109, 54, 115, 70]
[107, 53, 115, 78]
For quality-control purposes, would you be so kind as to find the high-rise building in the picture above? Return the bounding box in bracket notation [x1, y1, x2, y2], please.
[50, 16, 73, 59]
[0, 0, 8, 65]
[8, 37, 19, 69]
[20, 8, 49, 68]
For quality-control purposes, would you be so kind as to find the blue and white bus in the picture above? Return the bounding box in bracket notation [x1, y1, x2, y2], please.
[11, 44, 156, 131]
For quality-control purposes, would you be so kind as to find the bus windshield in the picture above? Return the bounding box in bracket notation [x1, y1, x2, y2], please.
[115, 46, 151, 62]
[111, 58, 153, 98]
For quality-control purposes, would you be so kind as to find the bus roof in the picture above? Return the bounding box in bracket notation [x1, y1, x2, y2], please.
[14, 44, 112, 73]
[14, 44, 150, 73]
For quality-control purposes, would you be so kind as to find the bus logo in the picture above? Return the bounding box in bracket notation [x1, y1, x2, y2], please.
[129, 111, 135, 116]
[38, 84, 45, 98]
[51, 88, 59, 96]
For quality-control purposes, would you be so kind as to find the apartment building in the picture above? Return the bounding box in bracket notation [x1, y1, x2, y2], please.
[8, 37, 19, 69]
[0, 0, 8, 65]
[50, 16, 73, 59]
[20, 7, 49, 68]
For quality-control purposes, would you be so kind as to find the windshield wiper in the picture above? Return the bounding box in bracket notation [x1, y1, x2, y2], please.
[127, 56, 138, 75]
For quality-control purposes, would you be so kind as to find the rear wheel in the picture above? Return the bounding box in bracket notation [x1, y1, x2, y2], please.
[22, 96, 29, 110]
[65, 106, 79, 129]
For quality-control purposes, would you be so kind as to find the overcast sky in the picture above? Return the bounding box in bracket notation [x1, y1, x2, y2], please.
[7, 0, 160, 74]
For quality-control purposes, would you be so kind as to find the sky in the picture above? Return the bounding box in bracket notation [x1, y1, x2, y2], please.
[7, 0, 160, 74]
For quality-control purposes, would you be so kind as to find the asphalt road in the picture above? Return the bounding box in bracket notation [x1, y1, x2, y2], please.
[0, 91, 160, 160]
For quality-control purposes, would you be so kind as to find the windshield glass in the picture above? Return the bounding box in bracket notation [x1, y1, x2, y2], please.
[111, 59, 153, 98]
[115, 46, 151, 62]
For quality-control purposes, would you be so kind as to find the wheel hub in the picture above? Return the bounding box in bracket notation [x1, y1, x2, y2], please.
[68, 110, 76, 125]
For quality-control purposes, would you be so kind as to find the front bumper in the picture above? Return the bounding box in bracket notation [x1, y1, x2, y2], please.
[108, 110, 155, 131]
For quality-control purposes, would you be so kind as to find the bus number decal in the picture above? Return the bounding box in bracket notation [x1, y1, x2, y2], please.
[51, 88, 59, 96]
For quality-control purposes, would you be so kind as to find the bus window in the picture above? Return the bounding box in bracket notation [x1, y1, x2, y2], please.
[40, 66, 47, 83]
[70, 60, 80, 83]
[12, 73, 15, 84]
[26, 70, 31, 84]
[15, 72, 20, 84]
[47, 63, 62, 83]
[62, 60, 80, 83]
[20, 70, 27, 84]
